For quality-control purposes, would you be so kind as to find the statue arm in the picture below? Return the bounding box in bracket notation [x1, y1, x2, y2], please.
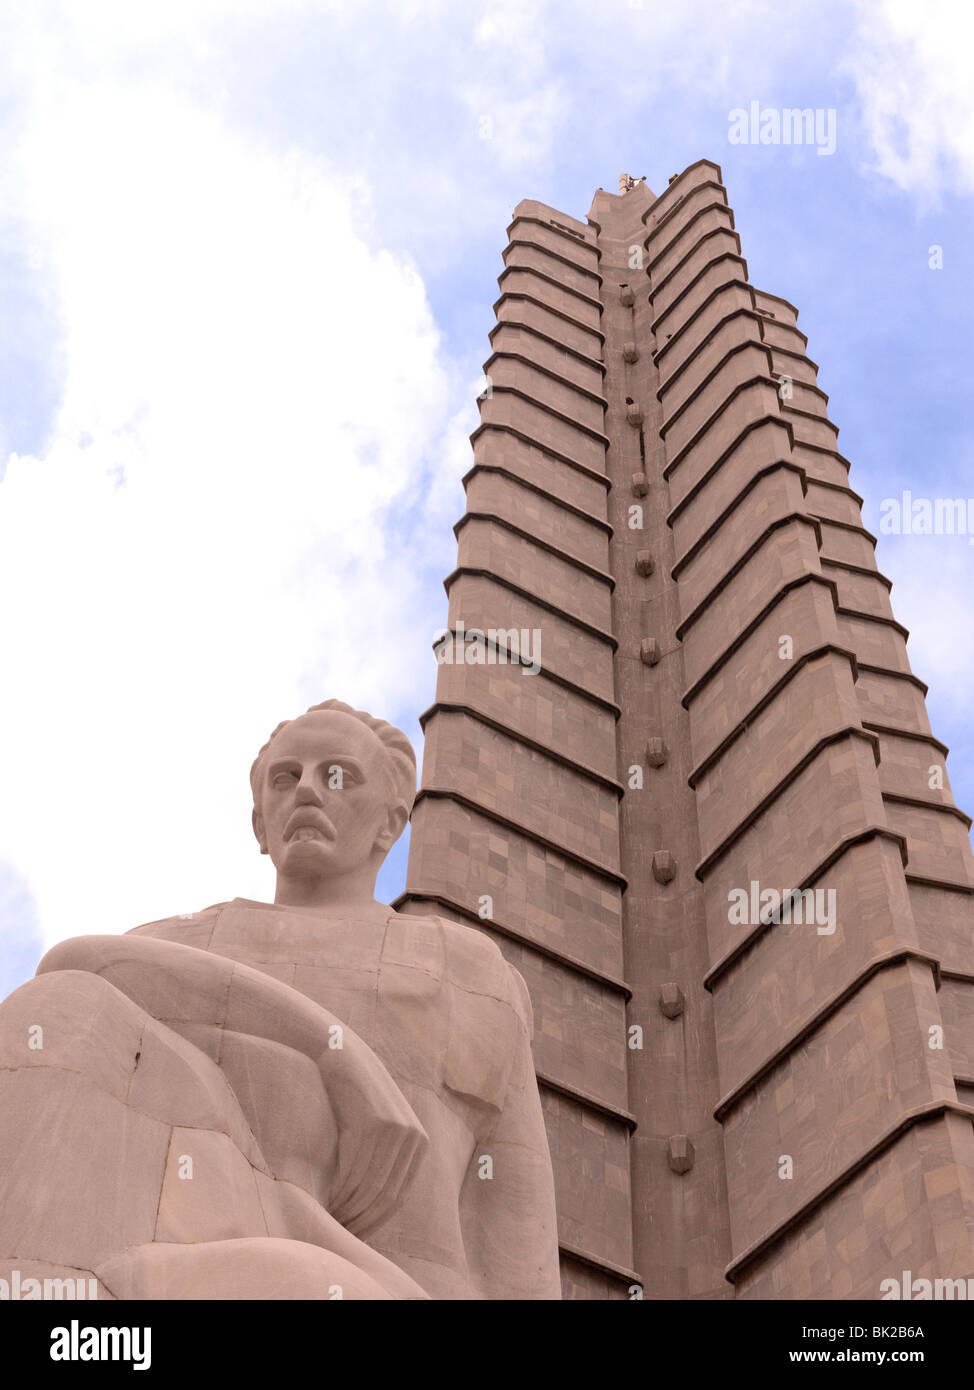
[0, 932, 430, 1300]
[460, 963, 562, 1300]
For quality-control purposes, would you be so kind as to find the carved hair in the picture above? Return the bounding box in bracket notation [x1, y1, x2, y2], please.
[249, 699, 417, 815]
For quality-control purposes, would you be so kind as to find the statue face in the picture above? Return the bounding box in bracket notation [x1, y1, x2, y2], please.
[253, 709, 406, 880]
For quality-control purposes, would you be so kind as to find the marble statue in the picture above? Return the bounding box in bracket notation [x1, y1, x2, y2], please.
[0, 700, 561, 1299]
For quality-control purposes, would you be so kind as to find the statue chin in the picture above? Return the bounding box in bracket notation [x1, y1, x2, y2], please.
[280, 839, 336, 871]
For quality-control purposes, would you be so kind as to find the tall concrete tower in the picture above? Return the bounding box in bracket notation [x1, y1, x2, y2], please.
[397, 160, 974, 1299]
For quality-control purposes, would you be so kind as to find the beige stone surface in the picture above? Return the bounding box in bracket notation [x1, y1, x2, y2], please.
[6, 162, 974, 1304]
[402, 166, 974, 1299]
[0, 701, 561, 1300]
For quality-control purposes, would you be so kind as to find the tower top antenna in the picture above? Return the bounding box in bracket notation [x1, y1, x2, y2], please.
[618, 173, 647, 195]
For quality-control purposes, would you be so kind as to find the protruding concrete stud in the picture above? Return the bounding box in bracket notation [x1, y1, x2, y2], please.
[623, 341, 639, 363]
[635, 550, 655, 577]
[626, 401, 643, 427]
[620, 286, 635, 307]
[653, 850, 676, 884]
[639, 637, 661, 666]
[631, 471, 649, 496]
[668, 1135, 694, 1174]
[646, 737, 667, 768]
[659, 983, 685, 1019]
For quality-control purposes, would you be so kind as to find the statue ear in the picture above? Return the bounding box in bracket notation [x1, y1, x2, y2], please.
[252, 808, 269, 855]
[374, 801, 409, 853]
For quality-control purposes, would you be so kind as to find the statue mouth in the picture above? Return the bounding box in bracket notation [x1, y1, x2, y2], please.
[284, 814, 336, 844]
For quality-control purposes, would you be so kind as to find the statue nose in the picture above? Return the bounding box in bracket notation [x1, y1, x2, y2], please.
[294, 779, 323, 806]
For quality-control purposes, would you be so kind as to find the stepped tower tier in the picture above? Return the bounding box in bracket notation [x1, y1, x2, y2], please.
[398, 161, 974, 1301]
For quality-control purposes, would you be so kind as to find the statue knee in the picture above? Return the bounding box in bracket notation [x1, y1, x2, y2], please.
[0, 969, 147, 1090]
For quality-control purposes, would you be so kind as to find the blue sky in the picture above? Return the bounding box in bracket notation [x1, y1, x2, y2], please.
[1, 0, 971, 997]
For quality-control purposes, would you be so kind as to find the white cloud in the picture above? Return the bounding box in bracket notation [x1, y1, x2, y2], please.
[847, 0, 974, 198]
[3, 0, 973, 962]
[879, 536, 974, 710]
[465, 0, 569, 169]
[0, 71, 460, 948]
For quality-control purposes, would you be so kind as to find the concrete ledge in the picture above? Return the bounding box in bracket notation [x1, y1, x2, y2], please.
[695, 726, 882, 881]
[651, 252, 750, 335]
[497, 263, 604, 317]
[421, 631, 621, 718]
[392, 889, 632, 998]
[454, 511, 616, 589]
[688, 645, 859, 787]
[411, 787, 628, 888]
[724, 1100, 974, 1285]
[470, 422, 611, 488]
[462, 462, 612, 535]
[713, 947, 942, 1121]
[488, 317, 607, 375]
[492, 289, 606, 347]
[704, 826, 910, 989]
[675, 513, 823, 641]
[442, 566, 618, 648]
[505, 213, 602, 261]
[503, 236, 604, 288]
[422, 701, 624, 796]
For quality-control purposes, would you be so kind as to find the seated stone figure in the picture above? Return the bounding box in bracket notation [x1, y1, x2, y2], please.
[0, 700, 561, 1300]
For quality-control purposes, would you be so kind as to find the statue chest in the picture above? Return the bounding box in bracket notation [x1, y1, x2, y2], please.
[205, 904, 515, 1117]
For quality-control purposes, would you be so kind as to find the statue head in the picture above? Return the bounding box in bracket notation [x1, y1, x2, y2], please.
[249, 700, 416, 898]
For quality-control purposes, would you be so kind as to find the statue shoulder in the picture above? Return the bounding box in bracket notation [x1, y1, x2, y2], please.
[431, 915, 534, 1038]
[126, 902, 228, 948]
[418, 916, 532, 1112]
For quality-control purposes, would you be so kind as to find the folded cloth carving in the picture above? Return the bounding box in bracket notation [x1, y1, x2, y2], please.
[0, 934, 430, 1300]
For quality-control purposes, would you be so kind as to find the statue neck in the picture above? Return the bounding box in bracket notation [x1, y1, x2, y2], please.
[273, 859, 390, 921]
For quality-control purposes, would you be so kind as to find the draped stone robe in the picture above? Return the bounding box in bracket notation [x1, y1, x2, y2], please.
[0, 899, 561, 1300]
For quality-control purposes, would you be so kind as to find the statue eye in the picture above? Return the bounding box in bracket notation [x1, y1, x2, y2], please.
[272, 771, 299, 788]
